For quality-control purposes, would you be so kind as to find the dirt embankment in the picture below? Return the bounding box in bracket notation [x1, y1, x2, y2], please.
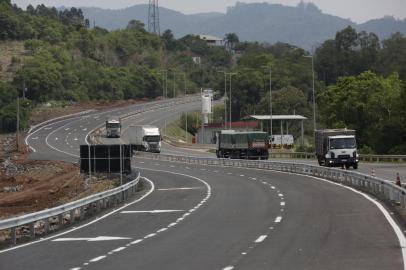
[1, 98, 160, 219]
[29, 98, 157, 126]
[0, 134, 118, 219]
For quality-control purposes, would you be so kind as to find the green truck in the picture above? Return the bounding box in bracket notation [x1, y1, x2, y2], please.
[216, 130, 269, 160]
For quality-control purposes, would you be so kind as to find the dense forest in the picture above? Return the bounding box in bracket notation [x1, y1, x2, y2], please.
[0, 0, 405, 154]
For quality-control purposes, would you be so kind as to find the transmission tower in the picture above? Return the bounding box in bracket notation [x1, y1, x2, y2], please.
[148, 0, 160, 35]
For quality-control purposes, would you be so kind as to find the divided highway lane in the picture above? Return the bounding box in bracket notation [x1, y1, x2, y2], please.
[0, 167, 209, 269]
[128, 158, 403, 270]
[26, 98, 201, 162]
[16, 98, 405, 269]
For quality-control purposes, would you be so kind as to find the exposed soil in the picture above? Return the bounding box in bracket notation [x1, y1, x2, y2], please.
[0, 134, 119, 219]
[0, 98, 161, 220]
[29, 98, 157, 127]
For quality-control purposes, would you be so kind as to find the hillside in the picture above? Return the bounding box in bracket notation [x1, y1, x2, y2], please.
[81, 2, 406, 50]
[0, 41, 27, 81]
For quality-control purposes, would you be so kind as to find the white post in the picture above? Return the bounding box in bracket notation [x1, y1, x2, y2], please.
[88, 144, 91, 180]
[119, 144, 123, 186]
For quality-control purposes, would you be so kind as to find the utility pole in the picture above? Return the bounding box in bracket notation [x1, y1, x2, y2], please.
[225, 73, 237, 129]
[16, 96, 20, 151]
[183, 72, 188, 142]
[304, 55, 316, 138]
[217, 70, 227, 127]
[173, 72, 176, 98]
[262, 65, 273, 150]
[148, 0, 160, 35]
[158, 70, 167, 99]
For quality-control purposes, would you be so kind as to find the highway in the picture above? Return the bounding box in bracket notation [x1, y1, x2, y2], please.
[1, 98, 405, 270]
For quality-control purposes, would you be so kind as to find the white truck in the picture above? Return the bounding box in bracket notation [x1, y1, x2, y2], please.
[315, 129, 359, 169]
[124, 125, 161, 153]
[106, 118, 121, 138]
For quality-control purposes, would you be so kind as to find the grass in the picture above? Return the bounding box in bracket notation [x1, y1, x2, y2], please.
[163, 119, 193, 144]
[0, 41, 28, 81]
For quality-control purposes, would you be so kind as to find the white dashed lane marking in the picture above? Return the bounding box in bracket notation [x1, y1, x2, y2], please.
[275, 216, 282, 223]
[89, 256, 106, 262]
[121, 210, 184, 214]
[157, 187, 204, 191]
[254, 235, 268, 243]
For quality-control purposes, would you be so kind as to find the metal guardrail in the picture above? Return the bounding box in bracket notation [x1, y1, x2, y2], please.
[136, 152, 406, 212]
[0, 173, 142, 245]
[268, 151, 406, 163]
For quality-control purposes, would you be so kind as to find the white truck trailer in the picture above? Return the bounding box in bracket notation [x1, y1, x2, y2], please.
[124, 125, 161, 153]
[106, 118, 121, 138]
[315, 129, 359, 169]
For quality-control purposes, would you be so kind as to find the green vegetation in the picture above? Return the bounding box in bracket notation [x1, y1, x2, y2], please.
[164, 119, 193, 144]
[0, 1, 231, 133]
[315, 27, 406, 154]
[0, 1, 404, 154]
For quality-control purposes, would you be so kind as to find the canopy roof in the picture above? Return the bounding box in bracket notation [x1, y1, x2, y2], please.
[249, 115, 307, 120]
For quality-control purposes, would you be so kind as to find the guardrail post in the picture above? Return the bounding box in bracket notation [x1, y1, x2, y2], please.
[70, 210, 75, 224]
[10, 227, 17, 245]
[96, 201, 101, 213]
[58, 214, 63, 228]
[44, 218, 50, 234]
[30, 222, 35, 239]
[80, 206, 85, 220]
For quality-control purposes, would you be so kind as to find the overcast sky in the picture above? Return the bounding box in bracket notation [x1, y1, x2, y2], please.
[12, 0, 406, 23]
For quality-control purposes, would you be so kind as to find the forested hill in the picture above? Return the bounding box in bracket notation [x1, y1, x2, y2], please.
[1, 1, 405, 154]
[0, 0, 232, 133]
[80, 2, 406, 50]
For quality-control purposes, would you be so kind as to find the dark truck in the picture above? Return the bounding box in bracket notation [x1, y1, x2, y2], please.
[315, 129, 359, 169]
[216, 130, 269, 160]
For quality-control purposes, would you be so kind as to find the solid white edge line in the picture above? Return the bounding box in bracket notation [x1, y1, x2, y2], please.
[312, 176, 406, 270]
[0, 177, 155, 254]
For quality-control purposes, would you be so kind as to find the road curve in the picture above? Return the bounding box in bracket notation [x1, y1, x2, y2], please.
[2, 98, 404, 270]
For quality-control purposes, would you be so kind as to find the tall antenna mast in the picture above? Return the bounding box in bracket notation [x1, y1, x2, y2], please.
[148, 0, 160, 35]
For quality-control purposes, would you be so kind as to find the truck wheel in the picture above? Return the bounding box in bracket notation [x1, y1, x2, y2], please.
[353, 163, 358, 170]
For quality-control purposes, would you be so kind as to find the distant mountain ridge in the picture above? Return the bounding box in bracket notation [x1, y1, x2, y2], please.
[80, 2, 406, 50]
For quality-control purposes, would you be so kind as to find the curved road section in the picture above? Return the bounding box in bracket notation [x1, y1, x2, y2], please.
[1, 99, 404, 270]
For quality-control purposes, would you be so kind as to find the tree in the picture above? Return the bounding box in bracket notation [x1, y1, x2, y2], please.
[225, 32, 239, 50]
[318, 71, 402, 153]
[126, 20, 145, 31]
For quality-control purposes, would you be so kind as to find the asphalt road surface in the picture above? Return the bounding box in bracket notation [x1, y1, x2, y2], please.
[2, 98, 405, 270]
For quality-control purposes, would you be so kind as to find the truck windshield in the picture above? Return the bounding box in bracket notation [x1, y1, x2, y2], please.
[107, 123, 120, 128]
[330, 138, 356, 149]
[144, 136, 160, 142]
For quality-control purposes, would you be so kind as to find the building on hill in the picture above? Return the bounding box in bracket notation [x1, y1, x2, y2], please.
[198, 35, 224, 47]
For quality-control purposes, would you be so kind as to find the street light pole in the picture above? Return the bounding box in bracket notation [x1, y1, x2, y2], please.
[304, 55, 316, 134]
[225, 72, 237, 129]
[158, 70, 167, 99]
[183, 72, 188, 142]
[217, 70, 228, 128]
[173, 72, 176, 98]
[262, 65, 273, 140]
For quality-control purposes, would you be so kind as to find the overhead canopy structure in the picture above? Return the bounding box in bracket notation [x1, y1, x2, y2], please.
[248, 115, 308, 146]
[250, 115, 307, 121]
